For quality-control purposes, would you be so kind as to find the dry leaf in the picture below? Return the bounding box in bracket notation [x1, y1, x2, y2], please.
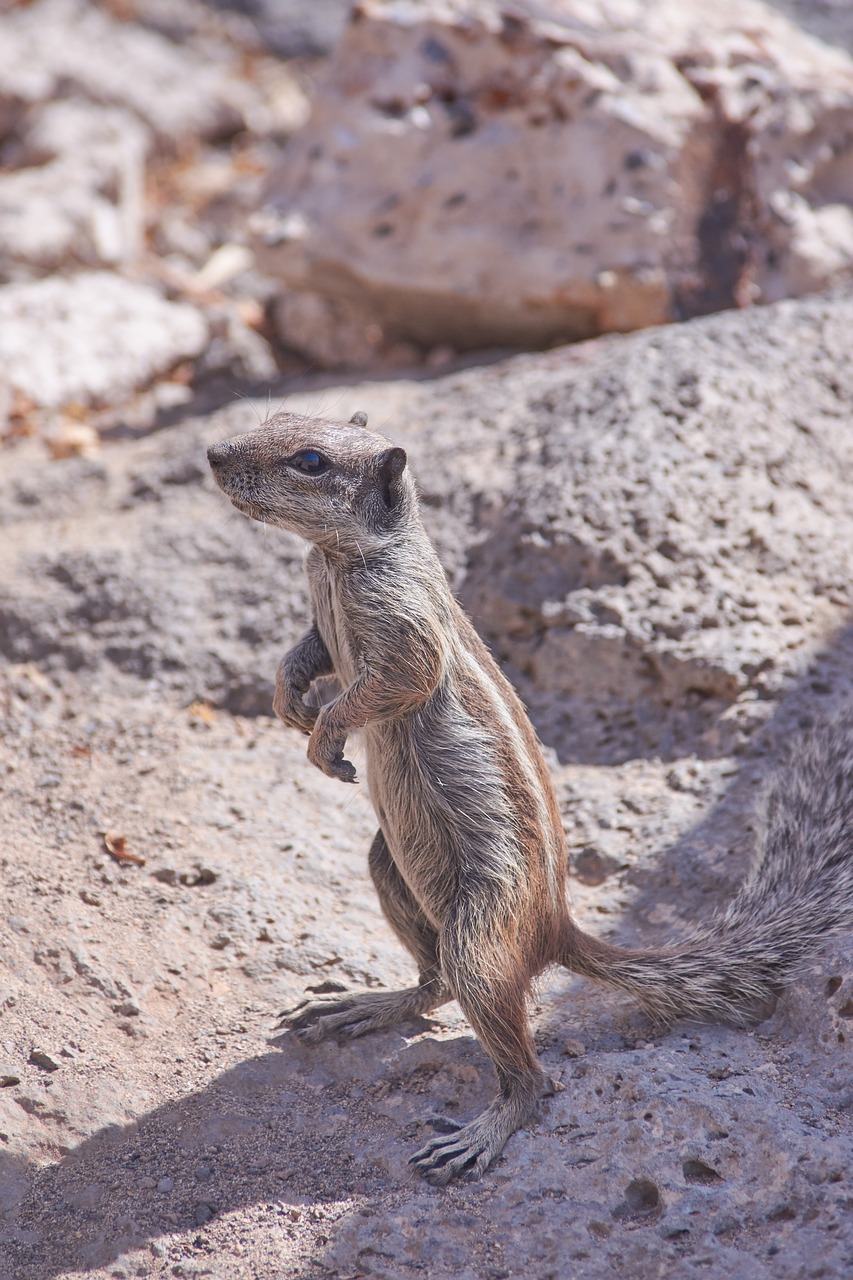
[46, 421, 100, 461]
[104, 831, 145, 866]
[189, 701, 217, 726]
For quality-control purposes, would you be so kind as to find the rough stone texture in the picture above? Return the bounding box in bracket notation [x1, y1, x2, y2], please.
[0, 273, 208, 409]
[0, 102, 149, 281]
[209, 0, 356, 56]
[256, 0, 853, 365]
[767, 0, 853, 53]
[3, 291, 853, 1279]
[460, 292, 853, 762]
[0, 0, 252, 146]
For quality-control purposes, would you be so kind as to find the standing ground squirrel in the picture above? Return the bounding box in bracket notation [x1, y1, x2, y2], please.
[209, 410, 853, 1185]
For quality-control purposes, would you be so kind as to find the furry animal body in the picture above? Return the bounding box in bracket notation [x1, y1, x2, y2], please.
[208, 410, 853, 1185]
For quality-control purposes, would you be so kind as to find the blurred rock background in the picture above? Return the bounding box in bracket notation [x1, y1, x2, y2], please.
[2, 3, 853, 1279]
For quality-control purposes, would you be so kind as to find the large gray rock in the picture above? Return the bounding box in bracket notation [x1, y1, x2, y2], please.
[0, 103, 149, 280]
[255, 0, 853, 365]
[460, 292, 853, 762]
[1, 291, 851, 764]
[0, 0, 253, 145]
[767, 0, 853, 53]
[209, 0, 354, 56]
[0, 273, 208, 410]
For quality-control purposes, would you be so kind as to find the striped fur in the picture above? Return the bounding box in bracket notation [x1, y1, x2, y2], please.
[208, 412, 853, 1185]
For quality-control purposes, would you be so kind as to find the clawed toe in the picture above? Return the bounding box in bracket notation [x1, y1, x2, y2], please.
[409, 1127, 492, 1185]
[275, 992, 354, 1033]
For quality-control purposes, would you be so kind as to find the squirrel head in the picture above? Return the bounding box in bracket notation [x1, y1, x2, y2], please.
[207, 411, 413, 557]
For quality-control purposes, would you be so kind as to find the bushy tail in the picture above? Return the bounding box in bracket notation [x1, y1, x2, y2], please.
[564, 711, 853, 1025]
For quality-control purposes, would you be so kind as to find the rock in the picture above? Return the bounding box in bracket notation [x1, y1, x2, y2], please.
[0, 102, 148, 280]
[573, 848, 622, 886]
[0, 0, 251, 145]
[28, 1049, 60, 1072]
[1, 292, 852, 766]
[460, 292, 853, 761]
[255, 0, 853, 365]
[767, 0, 853, 53]
[192, 1201, 216, 1226]
[0, 273, 207, 409]
[232, 0, 354, 57]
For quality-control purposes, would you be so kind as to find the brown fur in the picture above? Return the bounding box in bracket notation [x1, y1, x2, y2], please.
[208, 410, 853, 1185]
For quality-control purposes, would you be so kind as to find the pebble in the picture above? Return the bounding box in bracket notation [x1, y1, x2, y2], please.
[193, 1201, 216, 1226]
[157, 1177, 174, 1193]
[29, 1049, 60, 1072]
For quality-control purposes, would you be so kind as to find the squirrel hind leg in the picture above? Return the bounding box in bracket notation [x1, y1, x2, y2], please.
[278, 977, 448, 1042]
[410, 910, 547, 1185]
[278, 829, 450, 1043]
[409, 1071, 544, 1185]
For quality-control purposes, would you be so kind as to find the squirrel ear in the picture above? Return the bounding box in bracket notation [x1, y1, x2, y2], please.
[376, 447, 407, 510]
[349, 410, 368, 427]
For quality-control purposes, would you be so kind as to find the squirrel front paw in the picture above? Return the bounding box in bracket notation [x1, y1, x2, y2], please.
[306, 723, 357, 784]
[273, 663, 318, 735]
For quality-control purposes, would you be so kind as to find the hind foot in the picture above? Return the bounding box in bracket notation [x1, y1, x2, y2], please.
[277, 982, 447, 1044]
[409, 1077, 544, 1186]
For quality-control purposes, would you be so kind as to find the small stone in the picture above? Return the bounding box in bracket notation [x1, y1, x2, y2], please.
[179, 868, 217, 887]
[659, 1220, 690, 1239]
[152, 868, 178, 885]
[29, 1049, 60, 1072]
[156, 1177, 174, 1193]
[0, 1075, 21, 1088]
[193, 1201, 216, 1226]
[561, 1039, 586, 1058]
[573, 848, 622, 886]
[194, 1165, 212, 1181]
[209, 933, 231, 951]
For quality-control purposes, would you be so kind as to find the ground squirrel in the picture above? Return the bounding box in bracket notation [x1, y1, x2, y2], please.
[208, 410, 853, 1185]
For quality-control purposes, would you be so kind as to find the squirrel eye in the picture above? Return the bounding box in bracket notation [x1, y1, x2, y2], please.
[289, 449, 329, 474]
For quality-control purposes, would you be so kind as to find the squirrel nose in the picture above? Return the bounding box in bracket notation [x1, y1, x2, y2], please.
[207, 440, 233, 468]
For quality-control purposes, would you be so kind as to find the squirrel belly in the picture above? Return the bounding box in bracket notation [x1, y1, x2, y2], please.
[208, 410, 853, 1185]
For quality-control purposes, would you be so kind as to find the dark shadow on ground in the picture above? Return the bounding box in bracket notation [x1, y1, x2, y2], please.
[0, 1024, 491, 1280]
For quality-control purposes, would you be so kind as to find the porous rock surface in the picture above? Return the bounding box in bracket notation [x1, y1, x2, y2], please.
[460, 291, 853, 762]
[0, 0, 265, 287]
[0, 273, 208, 410]
[1, 293, 853, 1278]
[256, 0, 853, 364]
[0, 102, 149, 280]
[0, 0, 252, 145]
